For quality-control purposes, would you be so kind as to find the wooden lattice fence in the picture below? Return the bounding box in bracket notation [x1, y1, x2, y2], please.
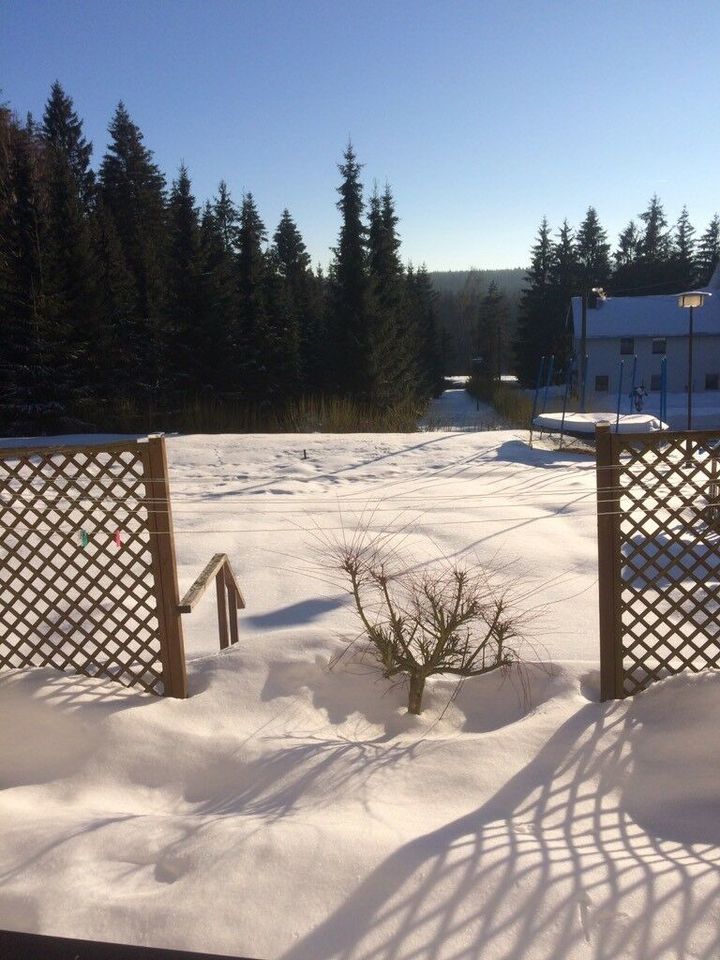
[596, 423, 720, 699]
[0, 436, 188, 696]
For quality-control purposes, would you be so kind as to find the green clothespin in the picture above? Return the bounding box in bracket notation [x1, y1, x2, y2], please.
[80, 530, 89, 547]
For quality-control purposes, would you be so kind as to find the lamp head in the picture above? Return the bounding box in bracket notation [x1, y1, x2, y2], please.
[677, 291, 709, 309]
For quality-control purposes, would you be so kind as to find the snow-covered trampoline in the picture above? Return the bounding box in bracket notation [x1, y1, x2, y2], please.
[533, 410, 669, 437]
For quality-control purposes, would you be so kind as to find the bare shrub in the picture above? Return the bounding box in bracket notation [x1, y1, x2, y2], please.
[334, 535, 531, 715]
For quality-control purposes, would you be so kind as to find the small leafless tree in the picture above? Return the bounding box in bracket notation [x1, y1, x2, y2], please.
[335, 538, 530, 715]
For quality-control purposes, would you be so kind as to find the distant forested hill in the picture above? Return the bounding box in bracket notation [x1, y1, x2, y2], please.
[428, 268, 527, 375]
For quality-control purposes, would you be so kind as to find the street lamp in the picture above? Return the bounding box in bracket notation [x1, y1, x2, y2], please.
[677, 291, 710, 431]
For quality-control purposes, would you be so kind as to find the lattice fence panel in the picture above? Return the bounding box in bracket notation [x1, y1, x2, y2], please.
[0, 439, 180, 695]
[600, 429, 720, 696]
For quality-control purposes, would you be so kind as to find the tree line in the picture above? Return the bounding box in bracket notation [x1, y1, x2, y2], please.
[513, 199, 720, 384]
[0, 83, 444, 433]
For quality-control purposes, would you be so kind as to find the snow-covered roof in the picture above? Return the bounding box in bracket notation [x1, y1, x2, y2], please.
[571, 273, 720, 338]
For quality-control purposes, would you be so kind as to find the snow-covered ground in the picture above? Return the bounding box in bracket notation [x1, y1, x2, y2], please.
[2, 409, 720, 959]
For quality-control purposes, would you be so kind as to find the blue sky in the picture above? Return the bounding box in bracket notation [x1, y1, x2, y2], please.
[3, 0, 719, 271]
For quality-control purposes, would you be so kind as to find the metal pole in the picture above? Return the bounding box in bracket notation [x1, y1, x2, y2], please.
[615, 360, 624, 433]
[629, 355, 638, 412]
[542, 354, 555, 414]
[688, 305, 694, 431]
[661, 357, 667, 423]
[580, 293, 588, 412]
[529, 356, 545, 445]
[558, 354, 573, 449]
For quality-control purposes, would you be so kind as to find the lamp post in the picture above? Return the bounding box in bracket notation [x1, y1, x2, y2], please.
[677, 291, 710, 431]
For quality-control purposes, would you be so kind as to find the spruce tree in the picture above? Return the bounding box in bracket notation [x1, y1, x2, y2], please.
[668, 206, 696, 291]
[236, 193, 272, 397]
[41, 81, 95, 211]
[407, 265, 444, 397]
[695, 214, 720, 285]
[165, 164, 205, 388]
[366, 184, 410, 406]
[272, 208, 321, 392]
[575, 206, 611, 290]
[98, 103, 167, 388]
[514, 218, 559, 385]
[477, 281, 509, 382]
[328, 143, 369, 396]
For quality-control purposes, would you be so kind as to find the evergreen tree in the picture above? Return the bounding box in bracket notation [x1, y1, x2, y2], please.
[366, 184, 411, 406]
[41, 81, 95, 211]
[636, 194, 672, 293]
[695, 214, 720, 285]
[667, 206, 696, 290]
[476, 281, 509, 382]
[236, 193, 274, 397]
[514, 218, 560, 385]
[213, 179, 240, 254]
[98, 103, 167, 387]
[611, 220, 641, 293]
[0, 116, 53, 423]
[407, 264, 444, 397]
[165, 164, 206, 387]
[575, 206, 610, 290]
[328, 143, 370, 395]
[90, 199, 137, 391]
[272, 208, 322, 392]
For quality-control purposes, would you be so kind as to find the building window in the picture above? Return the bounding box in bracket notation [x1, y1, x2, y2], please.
[595, 375, 609, 392]
[652, 338, 667, 354]
[706, 374, 719, 391]
[620, 338, 634, 355]
[650, 374, 662, 391]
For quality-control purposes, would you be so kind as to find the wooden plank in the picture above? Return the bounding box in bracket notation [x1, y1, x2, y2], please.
[143, 437, 187, 699]
[178, 554, 227, 613]
[225, 564, 239, 646]
[0, 438, 143, 460]
[216, 570, 229, 650]
[595, 423, 623, 701]
[0, 929, 260, 960]
[223, 555, 246, 610]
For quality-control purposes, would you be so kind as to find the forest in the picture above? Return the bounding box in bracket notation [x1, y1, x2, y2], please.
[0, 83, 444, 435]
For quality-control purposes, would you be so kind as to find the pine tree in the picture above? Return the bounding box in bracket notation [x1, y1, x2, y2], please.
[40, 84, 103, 401]
[611, 220, 641, 294]
[366, 184, 411, 406]
[636, 194, 672, 293]
[0, 117, 53, 423]
[98, 103, 166, 387]
[695, 214, 720, 285]
[477, 281, 509, 382]
[41, 81, 95, 211]
[213, 179, 240, 254]
[668, 206, 696, 290]
[514, 218, 560, 385]
[165, 164, 205, 388]
[272, 208, 321, 392]
[575, 206, 610, 290]
[236, 193, 272, 397]
[328, 143, 370, 396]
[407, 265, 444, 397]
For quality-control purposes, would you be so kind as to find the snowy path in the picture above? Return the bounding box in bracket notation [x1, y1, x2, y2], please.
[419, 378, 502, 430]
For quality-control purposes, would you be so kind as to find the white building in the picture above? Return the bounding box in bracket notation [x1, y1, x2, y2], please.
[570, 267, 720, 421]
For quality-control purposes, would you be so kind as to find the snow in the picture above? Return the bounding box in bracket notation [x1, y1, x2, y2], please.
[571, 291, 720, 339]
[2, 413, 720, 959]
[533, 412, 667, 434]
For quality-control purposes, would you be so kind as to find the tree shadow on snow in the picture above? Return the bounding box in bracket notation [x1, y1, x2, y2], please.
[279, 686, 720, 960]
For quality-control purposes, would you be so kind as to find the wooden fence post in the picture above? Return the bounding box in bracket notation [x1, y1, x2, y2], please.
[144, 436, 188, 698]
[595, 423, 623, 700]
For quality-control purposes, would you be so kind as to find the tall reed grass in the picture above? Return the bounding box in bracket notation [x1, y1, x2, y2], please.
[466, 375, 534, 428]
[68, 394, 427, 434]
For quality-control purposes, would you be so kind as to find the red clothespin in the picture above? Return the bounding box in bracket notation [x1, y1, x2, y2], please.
[114, 529, 123, 548]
